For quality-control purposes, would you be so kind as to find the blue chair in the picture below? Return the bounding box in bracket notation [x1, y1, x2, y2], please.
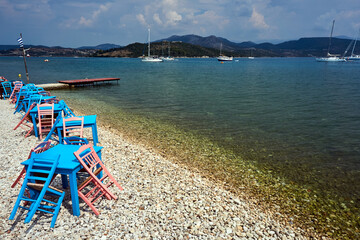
[1, 81, 13, 99]
[63, 136, 89, 145]
[59, 100, 75, 117]
[44, 114, 62, 143]
[9, 154, 64, 228]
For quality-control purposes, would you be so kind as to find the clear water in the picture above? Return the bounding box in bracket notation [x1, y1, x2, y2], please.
[2, 56, 360, 235]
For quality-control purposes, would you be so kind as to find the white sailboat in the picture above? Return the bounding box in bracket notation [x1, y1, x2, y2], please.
[248, 48, 255, 59]
[346, 29, 360, 61]
[217, 43, 233, 61]
[142, 28, 163, 62]
[316, 20, 346, 62]
[162, 41, 175, 61]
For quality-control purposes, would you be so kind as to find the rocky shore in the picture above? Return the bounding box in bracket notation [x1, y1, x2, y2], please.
[0, 100, 311, 239]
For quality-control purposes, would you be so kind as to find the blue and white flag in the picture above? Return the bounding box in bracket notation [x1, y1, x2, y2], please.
[17, 37, 24, 47]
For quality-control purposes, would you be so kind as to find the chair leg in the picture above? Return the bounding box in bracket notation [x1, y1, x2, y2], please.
[50, 191, 65, 228]
[78, 191, 100, 215]
[11, 167, 26, 188]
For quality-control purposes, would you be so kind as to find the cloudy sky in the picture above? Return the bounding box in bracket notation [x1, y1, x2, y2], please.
[1, 0, 360, 47]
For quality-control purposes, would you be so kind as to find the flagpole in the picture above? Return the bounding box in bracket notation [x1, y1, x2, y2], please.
[20, 33, 30, 84]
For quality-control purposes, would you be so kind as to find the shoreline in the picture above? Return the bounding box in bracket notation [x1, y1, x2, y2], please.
[0, 100, 310, 239]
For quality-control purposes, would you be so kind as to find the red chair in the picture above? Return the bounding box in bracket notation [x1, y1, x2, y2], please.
[38, 103, 54, 140]
[13, 102, 36, 138]
[63, 116, 84, 142]
[9, 81, 23, 104]
[74, 144, 123, 215]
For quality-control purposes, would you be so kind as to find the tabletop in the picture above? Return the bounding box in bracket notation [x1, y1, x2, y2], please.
[22, 144, 103, 170]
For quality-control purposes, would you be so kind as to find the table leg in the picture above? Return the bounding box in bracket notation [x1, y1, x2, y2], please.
[92, 123, 98, 146]
[69, 172, 80, 216]
[57, 126, 63, 144]
[31, 114, 38, 138]
[61, 174, 68, 188]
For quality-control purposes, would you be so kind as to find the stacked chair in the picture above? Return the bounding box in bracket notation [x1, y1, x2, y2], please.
[11, 141, 53, 189]
[9, 81, 23, 104]
[1, 81, 13, 99]
[74, 144, 123, 215]
[37, 103, 55, 140]
[6, 79, 124, 228]
[9, 154, 64, 228]
[13, 102, 37, 138]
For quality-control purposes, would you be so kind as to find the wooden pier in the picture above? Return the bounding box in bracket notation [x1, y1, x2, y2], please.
[58, 78, 120, 87]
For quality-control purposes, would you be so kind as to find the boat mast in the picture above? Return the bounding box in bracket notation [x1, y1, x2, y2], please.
[351, 28, 360, 56]
[327, 20, 335, 56]
[168, 42, 171, 57]
[148, 28, 151, 57]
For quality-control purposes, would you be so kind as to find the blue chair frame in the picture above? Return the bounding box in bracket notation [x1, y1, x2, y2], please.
[9, 154, 64, 228]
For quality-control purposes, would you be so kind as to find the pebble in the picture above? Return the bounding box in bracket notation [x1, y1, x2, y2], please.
[0, 100, 310, 239]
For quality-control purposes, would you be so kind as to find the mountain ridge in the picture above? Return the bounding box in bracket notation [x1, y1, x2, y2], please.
[0, 34, 358, 57]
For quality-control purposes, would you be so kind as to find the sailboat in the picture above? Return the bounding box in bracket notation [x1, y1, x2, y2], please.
[217, 43, 233, 61]
[316, 20, 346, 62]
[248, 48, 255, 59]
[142, 28, 163, 62]
[162, 41, 175, 61]
[346, 29, 360, 61]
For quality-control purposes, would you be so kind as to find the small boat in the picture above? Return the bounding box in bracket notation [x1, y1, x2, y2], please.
[316, 20, 346, 62]
[217, 43, 233, 61]
[44, 59, 49, 62]
[142, 28, 163, 62]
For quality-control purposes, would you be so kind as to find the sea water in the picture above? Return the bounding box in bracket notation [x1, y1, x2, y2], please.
[1, 56, 360, 235]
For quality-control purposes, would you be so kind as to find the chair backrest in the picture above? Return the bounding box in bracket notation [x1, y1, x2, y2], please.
[74, 143, 123, 192]
[59, 100, 75, 117]
[44, 98, 59, 104]
[27, 141, 52, 159]
[73, 144, 102, 173]
[38, 103, 54, 117]
[38, 91, 51, 96]
[1, 81, 13, 98]
[9, 81, 23, 100]
[63, 136, 89, 145]
[63, 116, 84, 140]
[24, 154, 60, 186]
[37, 103, 55, 139]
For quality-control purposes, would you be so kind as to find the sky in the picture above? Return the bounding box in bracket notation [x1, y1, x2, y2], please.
[1, 0, 360, 48]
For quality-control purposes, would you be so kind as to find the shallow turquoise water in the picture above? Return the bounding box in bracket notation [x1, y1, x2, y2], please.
[1, 56, 360, 199]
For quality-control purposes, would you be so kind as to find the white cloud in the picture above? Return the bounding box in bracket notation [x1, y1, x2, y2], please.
[153, 13, 163, 25]
[249, 7, 269, 30]
[136, 13, 148, 27]
[165, 10, 182, 26]
[77, 3, 111, 27]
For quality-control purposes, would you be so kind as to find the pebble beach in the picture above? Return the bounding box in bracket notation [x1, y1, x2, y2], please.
[0, 100, 312, 239]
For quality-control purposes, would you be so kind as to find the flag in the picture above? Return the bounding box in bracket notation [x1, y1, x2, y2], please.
[17, 37, 24, 47]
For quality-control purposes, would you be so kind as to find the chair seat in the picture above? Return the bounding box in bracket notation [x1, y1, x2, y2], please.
[27, 183, 63, 193]
[78, 167, 103, 189]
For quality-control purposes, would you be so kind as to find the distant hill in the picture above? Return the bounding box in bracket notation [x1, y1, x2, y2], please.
[78, 43, 122, 50]
[0, 46, 96, 57]
[1, 35, 359, 58]
[159, 34, 252, 51]
[159, 35, 359, 57]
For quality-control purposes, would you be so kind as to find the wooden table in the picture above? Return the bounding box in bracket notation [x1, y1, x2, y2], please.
[22, 144, 103, 216]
